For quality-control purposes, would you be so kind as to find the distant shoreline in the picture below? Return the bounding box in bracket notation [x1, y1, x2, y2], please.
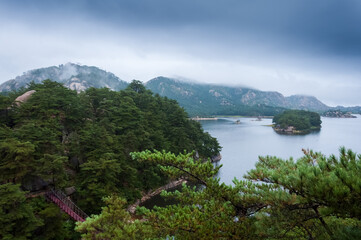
[216, 115, 273, 118]
[191, 115, 274, 120]
[191, 117, 218, 120]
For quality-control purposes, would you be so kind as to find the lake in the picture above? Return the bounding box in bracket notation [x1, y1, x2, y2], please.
[142, 115, 361, 208]
[200, 115, 361, 185]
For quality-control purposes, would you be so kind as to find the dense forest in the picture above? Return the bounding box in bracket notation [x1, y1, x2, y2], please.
[273, 110, 322, 132]
[0, 80, 220, 239]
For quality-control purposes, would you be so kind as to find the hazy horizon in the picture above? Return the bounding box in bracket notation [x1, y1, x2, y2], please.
[1, 0, 361, 106]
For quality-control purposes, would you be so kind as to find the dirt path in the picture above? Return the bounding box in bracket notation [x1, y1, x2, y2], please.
[127, 179, 187, 214]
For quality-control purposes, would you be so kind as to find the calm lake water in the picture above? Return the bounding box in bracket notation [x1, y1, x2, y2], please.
[142, 115, 361, 208]
[201, 115, 361, 185]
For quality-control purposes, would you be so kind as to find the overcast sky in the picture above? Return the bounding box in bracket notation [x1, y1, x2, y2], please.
[1, 0, 361, 106]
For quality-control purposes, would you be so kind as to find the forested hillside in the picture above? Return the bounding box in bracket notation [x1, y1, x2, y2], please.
[0, 80, 220, 239]
[146, 77, 330, 116]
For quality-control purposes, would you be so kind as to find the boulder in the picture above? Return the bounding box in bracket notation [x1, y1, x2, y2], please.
[15, 90, 36, 105]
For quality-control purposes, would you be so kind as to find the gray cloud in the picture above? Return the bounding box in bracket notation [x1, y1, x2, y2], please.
[1, 0, 361, 106]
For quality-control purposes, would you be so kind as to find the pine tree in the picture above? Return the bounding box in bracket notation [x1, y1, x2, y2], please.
[245, 147, 361, 238]
[75, 196, 151, 239]
[0, 139, 35, 184]
[0, 183, 40, 240]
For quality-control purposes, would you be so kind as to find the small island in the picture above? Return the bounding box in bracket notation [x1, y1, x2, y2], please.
[273, 110, 322, 134]
[322, 110, 356, 118]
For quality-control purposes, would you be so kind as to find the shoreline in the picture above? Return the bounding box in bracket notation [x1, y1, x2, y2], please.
[190, 115, 274, 120]
[273, 126, 321, 135]
[210, 153, 222, 162]
[215, 115, 274, 119]
[191, 117, 218, 120]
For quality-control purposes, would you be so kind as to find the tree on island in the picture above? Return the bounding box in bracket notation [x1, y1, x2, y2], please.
[76, 148, 361, 239]
[273, 110, 321, 132]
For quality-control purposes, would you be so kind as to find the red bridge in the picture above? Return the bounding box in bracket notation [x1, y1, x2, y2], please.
[45, 189, 88, 222]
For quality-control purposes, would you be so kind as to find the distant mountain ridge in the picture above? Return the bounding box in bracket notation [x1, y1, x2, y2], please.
[145, 77, 330, 115]
[1, 64, 359, 116]
[0, 63, 128, 92]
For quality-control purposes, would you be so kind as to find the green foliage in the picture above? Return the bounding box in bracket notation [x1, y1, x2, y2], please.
[244, 147, 361, 238]
[36, 154, 68, 189]
[130, 151, 264, 239]
[247, 147, 361, 218]
[29, 197, 78, 240]
[0, 139, 36, 184]
[0, 94, 12, 125]
[77, 154, 123, 213]
[126, 80, 148, 94]
[273, 109, 322, 131]
[75, 196, 151, 239]
[0, 183, 40, 240]
[0, 79, 220, 238]
[78, 148, 361, 239]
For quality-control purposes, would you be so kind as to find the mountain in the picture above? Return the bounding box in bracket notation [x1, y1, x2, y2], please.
[0, 63, 128, 92]
[145, 77, 330, 116]
[284, 95, 329, 112]
[2, 64, 355, 116]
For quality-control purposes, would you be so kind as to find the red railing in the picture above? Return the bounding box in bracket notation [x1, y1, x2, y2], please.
[45, 189, 88, 222]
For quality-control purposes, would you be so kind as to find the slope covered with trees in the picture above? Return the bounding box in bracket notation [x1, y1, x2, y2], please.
[145, 77, 330, 116]
[0, 80, 220, 239]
